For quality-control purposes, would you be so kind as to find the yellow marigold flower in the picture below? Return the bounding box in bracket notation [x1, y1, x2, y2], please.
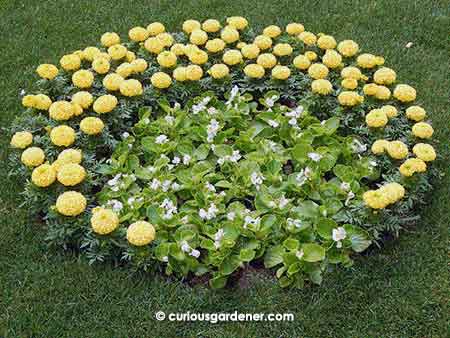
[400, 158, 426, 176]
[120, 79, 143, 97]
[73, 50, 84, 60]
[204, 38, 225, 53]
[311, 79, 333, 95]
[257, 53, 277, 69]
[22, 95, 36, 108]
[406, 106, 426, 122]
[58, 148, 82, 164]
[101, 32, 120, 47]
[341, 78, 358, 90]
[31, 163, 56, 187]
[299, 31, 317, 46]
[412, 122, 433, 139]
[94, 52, 111, 61]
[366, 109, 388, 128]
[92, 57, 110, 74]
[375, 85, 391, 100]
[363, 190, 389, 209]
[157, 51, 177, 68]
[188, 49, 208, 64]
[56, 191, 86, 216]
[337, 40, 359, 57]
[373, 67, 396, 85]
[72, 70, 94, 88]
[338, 91, 364, 106]
[286, 23, 304, 35]
[127, 221, 156, 246]
[147, 22, 165, 36]
[186, 65, 203, 81]
[379, 183, 405, 203]
[209, 64, 229, 79]
[223, 50, 242, 65]
[308, 63, 329, 79]
[183, 19, 201, 34]
[190, 29, 208, 45]
[273, 43, 293, 57]
[60, 54, 81, 71]
[381, 105, 398, 118]
[151, 72, 172, 88]
[32, 94, 51, 110]
[226, 16, 248, 30]
[36, 64, 58, 80]
[263, 25, 281, 38]
[170, 43, 185, 56]
[126, 51, 136, 62]
[241, 44, 260, 59]
[71, 102, 83, 116]
[322, 50, 342, 69]
[173, 67, 187, 82]
[129, 26, 149, 42]
[412, 143, 436, 162]
[157, 32, 174, 47]
[11, 131, 33, 149]
[254, 35, 272, 50]
[221, 26, 240, 44]
[202, 19, 221, 33]
[80, 116, 104, 135]
[144, 37, 165, 54]
[363, 83, 379, 96]
[72, 91, 93, 109]
[49, 101, 75, 121]
[375, 56, 385, 65]
[93, 95, 118, 114]
[57, 163, 86, 186]
[103, 73, 124, 91]
[91, 208, 120, 234]
[50, 125, 76, 147]
[371, 139, 389, 155]
[293, 55, 311, 70]
[244, 64, 265, 79]
[317, 35, 336, 50]
[21, 147, 45, 167]
[83, 47, 101, 61]
[341, 66, 362, 80]
[107, 44, 127, 60]
[386, 141, 408, 159]
[271, 65, 291, 80]
[357, 53, 377, 69]
[116, 62, 134, 78]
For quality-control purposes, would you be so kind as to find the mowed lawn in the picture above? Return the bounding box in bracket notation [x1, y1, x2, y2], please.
[0, 1, 448, 337]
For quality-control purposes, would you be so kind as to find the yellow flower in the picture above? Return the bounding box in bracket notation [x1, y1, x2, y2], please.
[299, 31, 317, 46]
[49, 101, 75, 121]
[399, 158, 426, 176]
[56, 191, 86, 216]
[60, 54, 81, 71]
[412, 143, 436, 162]
[22, 95, 36, 108]
[386, 141, 408, 159]
[185, 65, 203, 81]
[363, 190, 389, 209]
[127, 221, 156, 246]
[190, 29, 208, 45]
[381, 105, 398, 118]
[188, 49, 208, 64]
[337, 40, 359, 57]
[204, 39, 225, 53]
[202, 19, 221, 33]
[101, 32, 120, 47]
[341, 66, 361, 80]
[311, 79, 333, 95]
[147, 22, 165, 36]
[263, 25, 281, 38]
[371, 139, 389, 155]
[393, 84, 417, 102]
[244, 64, 265, 79]
[128, 26, 149, 42]
[116, 63, 134, 78]
[363, 83, 379, 96]
[21, 147, 45, 167]
[271, 65, 291, 80]
[72, 103, 83, 117]
[56, 163, 86, 186]
[221, 26, 240, 44]
[375, 56, 385, 65]
[103, 73, 124, 91]
[173, 67, 187, 82]
[50, 125, 76, 147]
[293, 55, 311, 70]
[157, 51, 177, 68]
[144, 37, 165, 54]
[72, 91, 93, 109]
[156, 32, 174, 47]
[36, 64, 58, 80]
[182, 19, 201, 34]
[80, 117, 104, 135]
[375, 85, 391, 100]
[337, 91, 364, 106]
[31, 163, 56, 187]
[257, 53, 277, 69]
[92, 57, 110, 74]
[83, 47, 101, 61]
[406, 106, 426, 122]
[120, 79, 143, 97]
[93, 95, 118, 114]
[95, 52, 111, 61]
[317, 35, 336, 50]
[209, 64, 229, 79]
[373, 67, 396, 85]
[241, 44, 260, 59]
[322, 50, 342, 69]
[341, 78, 358, 90]
[254, 35, 272, 50]
[357, 53, 377, 68]
[379, 183, 405, 203]
[305, 51, 317, 61]
[11, 131, 33, 149]
[91, 208, 120, 234]
[273, 43, 293, 57]
[226, 16, 248, 30]
[366, 109, 388, 128]
[72, 70, 94, 88]
[170, 43, 186, 56]
[308, 63, 329, 79]
[58, 148, 82, 165]
[151, 72, 172, 88]
[286, 22, 304, 35]
[223, 50, 243, 65]
[412, 122, 433, 139]
[107, 44, 127, 60]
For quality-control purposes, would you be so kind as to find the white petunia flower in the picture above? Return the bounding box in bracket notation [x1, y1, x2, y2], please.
[332, 227, 347, 248]
[308, 152, 322, 162]
[268, 119, 279, 128]
[182, 154, 191, 165]
[155, 134, 168, 144]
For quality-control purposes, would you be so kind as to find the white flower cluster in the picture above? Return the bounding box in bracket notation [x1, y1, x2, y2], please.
[217, 150, 241, 165]
[192, 96, 211, 114]
[250, 172, 265, 190]
[332, 227, 347, 248]
[105, 199, 123, 212]
[180, 240, 200, 258]
[296, 167, 312, 186]
[285, 105, 304, 127]
[207, 119, 220, 143]
[213, 228, 225, 249]
[155, 134, 169, 144]
[160, 198, 178, 220]
[287, 218, 303, 228]
[199, 203, 219, 220]
[243, 215, 260, 229]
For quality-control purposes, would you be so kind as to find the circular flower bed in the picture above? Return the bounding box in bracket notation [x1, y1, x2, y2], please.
[8, 17, 437, 288]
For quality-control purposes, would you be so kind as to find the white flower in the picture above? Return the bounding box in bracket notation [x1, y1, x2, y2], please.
[279, 196, 289, 208]
[181, 241, 191, 253]
[287, 218, 303, 228]
[182, 154, 191, 165]
[147, 166, 156, 173]
[227, 211, 236, 221]
[111, 186, 119, 192]
[268, 119, 279, 128]
[369, 160, 378, 167]
[332, 227, 347, 248]
[205, 182, 216, 192]
[226, 86, 239, 106]
[165, 115, 175, 124]
[250, 172, 265, 189]
[107, 199, 123, 212]
[127, 197, 135, 205]
[207, 107, 217, 115]
[295, 249, 304, 260]
[181, 216, 189, 223]
[288, 117, 298, 126]
[122, 132, 130, 139]
[20, 89, 26, 96]
[199, 209, 208, 220]
[199, 203, 218, 220]
[107, 174, 121, 186]
[172, 156, 180, 165]
[155, 134, 168, 144]
[150, 178, 161, 190]
[161, 180, 172, 192]
[171, 182, 181, 191]
[207, 119, 220, 143]
[340, 182, 351, 191]
[352, 139, 367, 153]
[345, 191, 355, 206]
[190, 249, 200, 258]
[308, 152, 322, 162]
[405, 42, 413, 48]
[142, 117, 150, 124]
[162, 256, 169, 262]
[243, 215, 260, 229]
[296, 168, 311, 186]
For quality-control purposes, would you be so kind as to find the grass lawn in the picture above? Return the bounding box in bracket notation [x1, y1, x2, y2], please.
[0, 1, 448, 337]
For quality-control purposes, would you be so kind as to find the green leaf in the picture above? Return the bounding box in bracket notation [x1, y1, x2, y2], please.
[350, 233, 371, 252]
[219, 255, 241, 275]
[302, 243, 326, 262]
[264, 245, 285, 268]
[292, 143, 313, 161]
[239, 249, 256, 262]
[292, 200, 319, 219]
[209, 275, 227, 289]
[283, 238, 299, 251]
[316, 218, 337, 239]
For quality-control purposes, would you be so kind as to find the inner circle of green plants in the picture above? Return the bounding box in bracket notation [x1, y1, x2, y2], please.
[9, 17, 438, 289]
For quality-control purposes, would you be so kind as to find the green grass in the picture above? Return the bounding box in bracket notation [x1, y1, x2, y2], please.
[0, 1, 449, 337]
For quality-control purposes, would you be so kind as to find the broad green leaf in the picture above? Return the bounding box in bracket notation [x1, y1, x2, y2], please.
[264, 245, 284, 268]
[302, 243, 326, 262]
